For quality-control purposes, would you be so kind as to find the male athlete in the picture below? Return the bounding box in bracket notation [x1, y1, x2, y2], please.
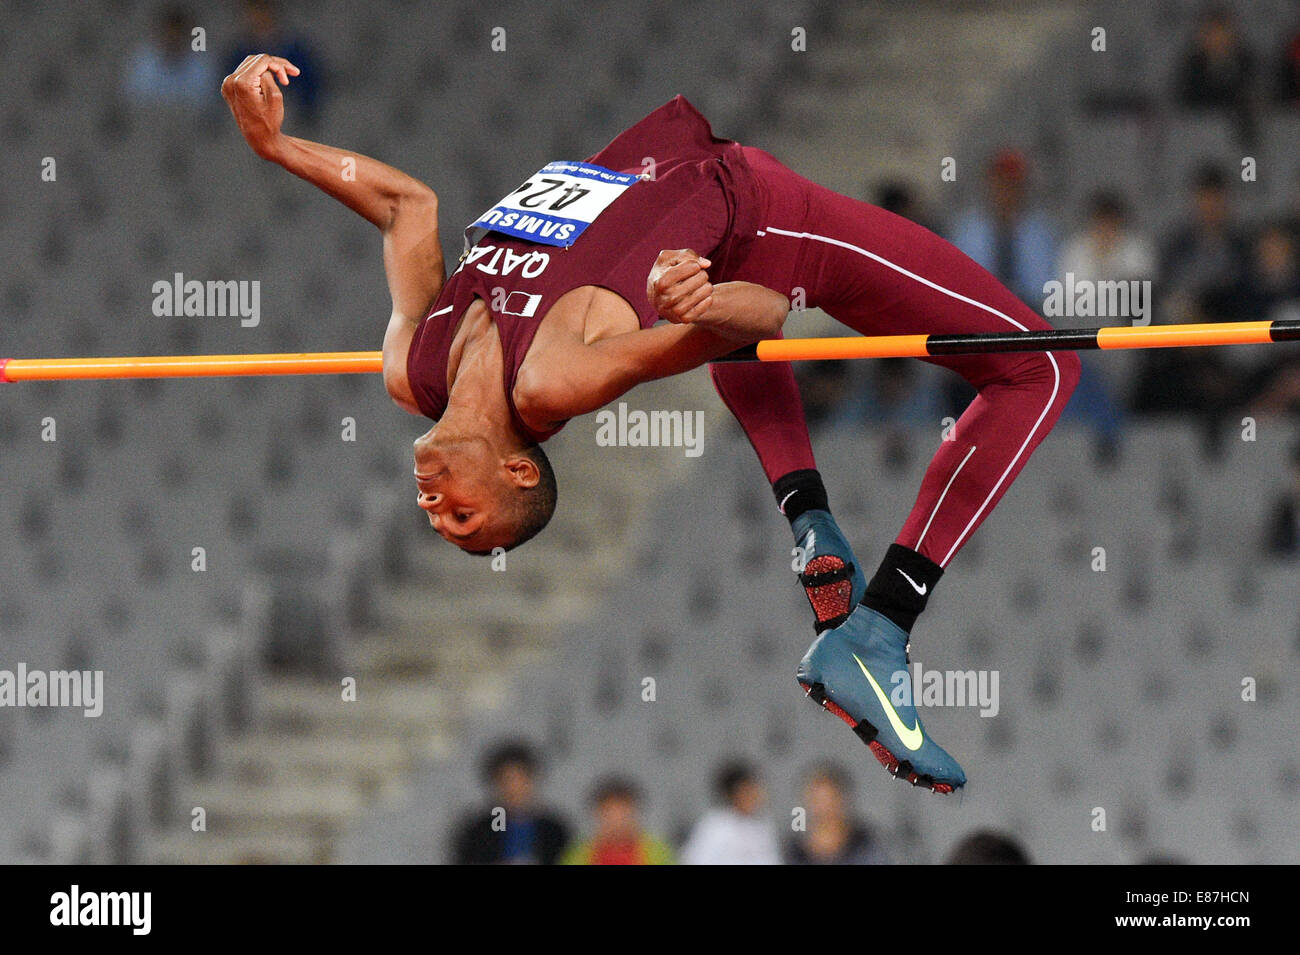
[223, 54, 1080, 792]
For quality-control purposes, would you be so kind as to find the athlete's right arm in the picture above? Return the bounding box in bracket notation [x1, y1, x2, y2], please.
[647, 250, 790, 342]
[221, 54, 443, 414]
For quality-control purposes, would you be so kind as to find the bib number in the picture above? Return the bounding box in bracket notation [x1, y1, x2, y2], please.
[465, 161, 642, 250]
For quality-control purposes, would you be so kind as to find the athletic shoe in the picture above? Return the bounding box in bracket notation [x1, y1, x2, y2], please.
[796, 605, 967, 792]
[790, 509, 867, 633]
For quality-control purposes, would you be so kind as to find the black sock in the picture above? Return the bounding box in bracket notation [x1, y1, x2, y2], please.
[772, 468, 830, 526]
[861, 543, 943, 633]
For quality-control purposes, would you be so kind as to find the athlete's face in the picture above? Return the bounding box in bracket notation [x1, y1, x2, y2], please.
[412, 428, 518, 553]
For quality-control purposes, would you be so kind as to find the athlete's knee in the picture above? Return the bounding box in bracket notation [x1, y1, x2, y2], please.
[990, 349, 1079, 408]
[1053, 350, 1082, 404]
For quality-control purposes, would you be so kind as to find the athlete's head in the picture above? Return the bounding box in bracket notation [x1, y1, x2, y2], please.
[412, 425, 557, 553]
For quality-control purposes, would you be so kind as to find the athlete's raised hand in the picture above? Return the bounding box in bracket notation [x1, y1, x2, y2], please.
[648, 249, 713, 325]
[221, 53, 300, 160]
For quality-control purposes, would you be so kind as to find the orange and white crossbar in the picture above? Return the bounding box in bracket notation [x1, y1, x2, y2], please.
[2, 320, 1298, 382]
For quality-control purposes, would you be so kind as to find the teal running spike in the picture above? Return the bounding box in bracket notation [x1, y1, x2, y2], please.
[797, 605, 967, 793]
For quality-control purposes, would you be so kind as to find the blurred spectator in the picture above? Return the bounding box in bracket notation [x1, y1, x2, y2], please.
[860, 359, 946, 471]
[871, 178, 940, 234]
[1285, 171, 1300, 248]
[1134, 164, 1250, 432]
[124, 5, 215, 106]
[797, 357, 943, 472]
[944, 148, 1059, 425]
[1237, 224, 1300, 321]
[1250, 357, 1300, 418]
[1263, 443, 1300, 558]
[1274, 23, 1300, 106]
[1162, 164, 1249, 320]
[450, 740, 571, 865]
[1058, 192, 1157, 287]
[680, 761, 780, 865]
[860, 359, 944, 429]
[223, 0, 324, 125]
[948, 148, 1058, 306]
[1234, 224, 1300, 412]
[1055, 192, 1157, 454]
[946, 829, 1032, 864]
[560, 777, 674, 865]
[795, 359, 856, 430]
[1176, 5, 1254, 112]
[784, 763, 889, 865]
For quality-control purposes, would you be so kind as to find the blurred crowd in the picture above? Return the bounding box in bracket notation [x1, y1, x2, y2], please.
[124, 0, 324, 123]
[448, 740, 1033, 865]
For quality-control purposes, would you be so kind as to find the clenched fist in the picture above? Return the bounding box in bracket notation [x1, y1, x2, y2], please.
[647, 249, 713, 325]
[221, 53, 300, 160]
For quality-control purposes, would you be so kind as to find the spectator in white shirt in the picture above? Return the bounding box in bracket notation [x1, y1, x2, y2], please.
[681, 761, 781, 865]
[1054, 192, 1159, 457]
[1057, 192, 1157, 298]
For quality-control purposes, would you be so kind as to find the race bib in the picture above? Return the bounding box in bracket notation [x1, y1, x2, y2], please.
[465, 161, 642, 251]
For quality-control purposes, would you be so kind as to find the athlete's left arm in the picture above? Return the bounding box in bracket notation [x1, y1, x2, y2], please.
[514, 274, 789, 429]
[220, 53, 443, 414]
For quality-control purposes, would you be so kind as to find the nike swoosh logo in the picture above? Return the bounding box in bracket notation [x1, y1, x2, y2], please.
[897, 568, 927, 595]
[778, 490, 798, 513]
[851, 653, 924, 751]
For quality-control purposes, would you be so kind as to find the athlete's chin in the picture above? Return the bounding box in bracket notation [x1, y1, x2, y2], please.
[441, 534, 501, 557]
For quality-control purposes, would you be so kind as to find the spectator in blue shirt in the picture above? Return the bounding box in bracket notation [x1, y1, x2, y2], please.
[124, 5, 215, 107]
[224, 0, 325, 126]
[948, 148, 1058, 308]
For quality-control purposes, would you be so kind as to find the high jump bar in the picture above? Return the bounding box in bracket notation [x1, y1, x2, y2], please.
[713, 317, 1300, 363]
[2, 319, 1299, 382]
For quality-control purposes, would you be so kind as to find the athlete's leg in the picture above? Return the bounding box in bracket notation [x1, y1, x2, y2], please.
[707, 358, 814, 485]
[749, 182, 1080, 633]
[709, 357, 868, 630]
[734, 160, 1077, 791]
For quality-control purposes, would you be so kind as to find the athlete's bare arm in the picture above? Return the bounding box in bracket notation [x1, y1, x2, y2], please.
[514, 250, 788, 431]
[221, 54, 443, 414]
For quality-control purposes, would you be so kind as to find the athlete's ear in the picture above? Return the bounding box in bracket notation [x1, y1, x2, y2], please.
[504, 454, 541, 489]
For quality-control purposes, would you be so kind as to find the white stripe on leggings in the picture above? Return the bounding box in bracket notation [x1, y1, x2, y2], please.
[915, 444, 977, 552]
[761, 225, 1061, 568]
